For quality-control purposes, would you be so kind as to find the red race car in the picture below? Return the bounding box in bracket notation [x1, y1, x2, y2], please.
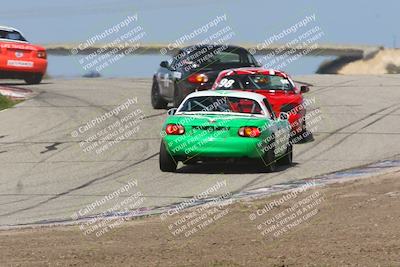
[212, 67, 310, 135]
[0, 26, 47, 84]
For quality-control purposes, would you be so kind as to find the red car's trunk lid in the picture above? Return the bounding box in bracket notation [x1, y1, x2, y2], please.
[0, 42, 36, 59]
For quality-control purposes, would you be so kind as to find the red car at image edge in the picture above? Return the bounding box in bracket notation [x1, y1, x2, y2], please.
[0, 26, 47, 84]
[212, 67, 310, 135]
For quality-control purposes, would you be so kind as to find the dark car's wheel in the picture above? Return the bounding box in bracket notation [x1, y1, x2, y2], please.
[299, 120, 307, 136]
[291, 120, 308, 144]
[159, 141, 177, 172]
[173, 84, 184, 108]
[295, 120, 313, 143]
[278, 143, 293, 165]
[151, 80, 168, 109]
[24, 74, 43, 85]
[262, 146, 277, 172]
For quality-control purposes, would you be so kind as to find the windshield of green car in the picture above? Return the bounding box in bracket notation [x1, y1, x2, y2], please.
[215, 74, 293, 91]
[178, 96, 263, 115]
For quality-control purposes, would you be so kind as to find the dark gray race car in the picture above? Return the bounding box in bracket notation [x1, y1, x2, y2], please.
[151, 44, 259, 109]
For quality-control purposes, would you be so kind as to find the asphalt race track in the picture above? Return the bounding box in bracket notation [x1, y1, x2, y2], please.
[1, 75, 400, 227]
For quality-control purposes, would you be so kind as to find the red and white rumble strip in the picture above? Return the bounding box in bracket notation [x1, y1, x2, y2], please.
[0, 86, 34, 100]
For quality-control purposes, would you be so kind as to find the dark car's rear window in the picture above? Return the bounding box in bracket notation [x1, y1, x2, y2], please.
[0, 30, 27, 42]
[172, 46, 257, 69]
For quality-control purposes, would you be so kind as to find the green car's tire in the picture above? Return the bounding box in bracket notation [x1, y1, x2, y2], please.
[151, 80, 168, 109]
[159, 141, 177, 172]
[278, 143, 293, 165]
[263, 146, 277, 172]
[183, 159, 198, 165]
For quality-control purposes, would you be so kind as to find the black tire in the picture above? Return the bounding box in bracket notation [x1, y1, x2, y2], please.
[278, 143, 293, 165]
[296, 120, 314, 143]
[173, 84, 184, 108]
[262, 145, 277, 172]
[151, 80, 168, 109]
[24, 74, 43, 85]
[291, 120, 307, 144]
[159, 141, 177, 172]
[300, 120, 307, 136]
[183, 159, 198, 165]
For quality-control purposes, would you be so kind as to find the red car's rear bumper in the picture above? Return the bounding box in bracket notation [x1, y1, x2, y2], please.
[0, 55, 47, 75]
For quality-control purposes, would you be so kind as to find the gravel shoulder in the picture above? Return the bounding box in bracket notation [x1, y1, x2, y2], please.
[1, 171, 399, 267]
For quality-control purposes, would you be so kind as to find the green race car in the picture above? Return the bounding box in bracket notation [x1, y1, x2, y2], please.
[159, 90, 292, 172]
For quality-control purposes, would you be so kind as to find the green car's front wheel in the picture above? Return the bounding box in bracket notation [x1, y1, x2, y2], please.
[159, 141, 177, 172]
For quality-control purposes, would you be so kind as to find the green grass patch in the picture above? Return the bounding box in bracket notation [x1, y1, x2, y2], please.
[0, 94, 20, 111]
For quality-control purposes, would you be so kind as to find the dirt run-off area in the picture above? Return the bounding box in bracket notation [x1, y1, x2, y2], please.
[1, 171, 400, 267]
[338, 49, 400, 75]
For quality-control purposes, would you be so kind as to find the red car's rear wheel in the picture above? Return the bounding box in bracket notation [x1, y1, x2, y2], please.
[24, 73, 43, 85]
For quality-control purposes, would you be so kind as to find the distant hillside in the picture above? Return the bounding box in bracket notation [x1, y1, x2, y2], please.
[317, 49, 400, 74]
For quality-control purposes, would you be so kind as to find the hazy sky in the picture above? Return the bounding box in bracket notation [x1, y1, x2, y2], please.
[1, 0, 399, 47]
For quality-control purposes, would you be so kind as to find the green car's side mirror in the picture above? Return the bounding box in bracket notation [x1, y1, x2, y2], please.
[167, 108, 177, 116]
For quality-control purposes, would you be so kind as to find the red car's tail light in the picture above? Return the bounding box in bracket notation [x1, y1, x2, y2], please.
[188, 73, 208, 83]
[165, 124, 185, 135]
[37, 51, 47, 59]
[238, 127, 261, 137]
